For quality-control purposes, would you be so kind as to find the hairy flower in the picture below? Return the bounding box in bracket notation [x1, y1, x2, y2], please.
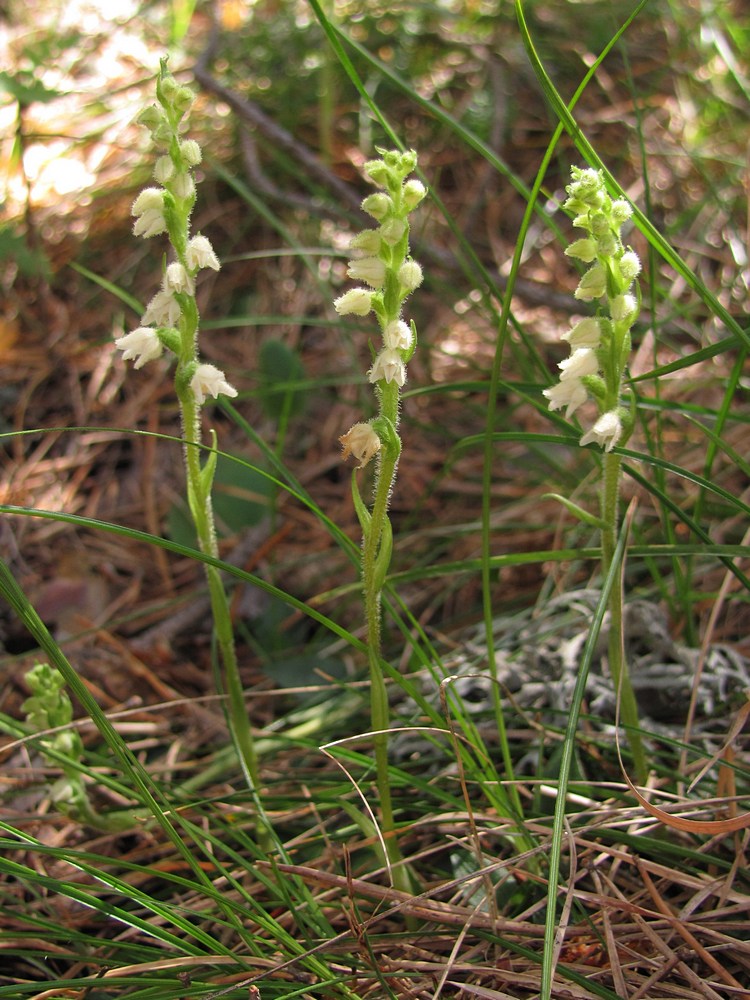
[565, 238, 598, 263]
[190, 364, 238, 405]
[132, 187, 167, 238]
[115, 327, 163, 369]
[186, 234, 220, 272]
[561, 317, 601, 348]
[165, 261, 194, 295]
[154, 155, 175, 184]
[369, 349, 406, 387]
[558, 347, 598, 381]
[178, 139, 202, 167]
[575, 263, 607, 301]
[543, 377, 588, 418]
[579, 410, 622, 452]
[334, 288, 374, 316]
[339, 422, 381, 468]
[350, 230, 382, 254]
[383, 319, 412, 351]
[171, 172, 195, 200]
[618, 250, 641, 284]
[402, 179, 426, 211]
[398, 260, 423, 293]
[379, 217, 407, 246]
[142, 287, 181, 327]
[610, 293, 637, 323]
[361, 193, 392, 221]
[347, 256, 386, 288]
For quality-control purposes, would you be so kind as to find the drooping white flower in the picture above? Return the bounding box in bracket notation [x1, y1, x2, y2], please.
[347, 256, 386, 288]
[398, 260, 423, 293]
[186, 235, 220, 272]
[369, 349, 406, 387]
[132, 187, 167, 238]
[339, 422, 381, 468]
[543, 377, 588, 418]
[561, 317, 601, 348]
[115, 327, 163, 369]
[558, 347, 598, 381]
[579, 410, 622, 451]
[383, 319, 412, 351]
[142, 287, 181, 327]
[575, 263, 607, 301]
[402, 179, 426, 211]
[190, 363, 238, 405]
[334, 288, 373, 316]
[165, 261, 195, 295]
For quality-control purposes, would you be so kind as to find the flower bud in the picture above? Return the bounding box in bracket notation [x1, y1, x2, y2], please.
[178, 139, 202, 167]
[364, 159, 389, 185]
[565, 238, 598, 263]
[610, 199, 632, 224]
[154, 155, 175, 184]
[402, 178, 426, 211]
[574, 263, 607, 301]
[561, 317, 601, 348]
[350, 230, 382, 254]
[379, 217, 407, 246]
[610, 293, 637, 323]
[596, 233, 617, 257]
[361, 193, 392, 221]
[589, 212, 610, 238]
[334, 288, 374, 316]
[618, 250, 641, 283]
[171, 172, 195, 200]
[398, 260, 423, 293]
[138, 104, 165, 131]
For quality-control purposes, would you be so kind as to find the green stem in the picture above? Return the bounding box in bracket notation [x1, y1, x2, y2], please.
[600, 451, 648, 783]
[361, 381, 409, 888]
[179, 385, 261, 798]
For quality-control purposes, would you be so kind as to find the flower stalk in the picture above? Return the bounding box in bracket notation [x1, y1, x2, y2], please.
[335, 149, 425, 877]
[545, 166, 647, 782]
[117, 61, 260, 797]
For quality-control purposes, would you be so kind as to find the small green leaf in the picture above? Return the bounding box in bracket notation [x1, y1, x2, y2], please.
[542, 493, 605, 528]
[351, 469, 371, 535]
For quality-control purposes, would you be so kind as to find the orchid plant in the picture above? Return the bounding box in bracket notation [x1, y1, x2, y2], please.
[115, 60, 261, 799]
[544, 165, 646, 780]
[334, 148, 425, 876]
